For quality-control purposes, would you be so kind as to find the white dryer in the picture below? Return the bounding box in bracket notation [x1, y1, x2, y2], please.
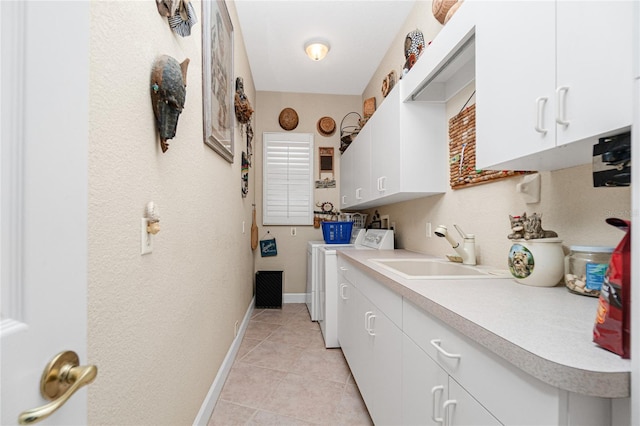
[318, 229, 394, 348]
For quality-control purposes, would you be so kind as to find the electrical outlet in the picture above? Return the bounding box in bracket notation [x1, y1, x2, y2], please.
[242, 221, 245, 234]
[291, 227, 296, 236]
[426, 222, 432, 238]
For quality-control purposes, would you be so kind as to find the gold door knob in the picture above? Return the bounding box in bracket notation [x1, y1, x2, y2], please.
[18, 351, 97, 425]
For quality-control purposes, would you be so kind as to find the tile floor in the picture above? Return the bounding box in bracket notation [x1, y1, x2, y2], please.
[207, 303, 373, 425]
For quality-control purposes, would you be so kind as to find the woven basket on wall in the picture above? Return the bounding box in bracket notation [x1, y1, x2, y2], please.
[279, 108, 299, 131]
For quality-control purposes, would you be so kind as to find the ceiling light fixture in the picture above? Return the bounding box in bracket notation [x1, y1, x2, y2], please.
[304, 40, 330, 61]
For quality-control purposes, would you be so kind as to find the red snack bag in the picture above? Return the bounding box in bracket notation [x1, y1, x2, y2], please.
[593, 218, 631, 358]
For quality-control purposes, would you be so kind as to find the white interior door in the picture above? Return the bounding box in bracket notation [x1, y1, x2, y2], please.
[1, 2, 90, 424]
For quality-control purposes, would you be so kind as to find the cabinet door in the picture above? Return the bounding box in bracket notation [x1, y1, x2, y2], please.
[555, 1, 633, 146]
[351, 286, 376, 413]
[475, 1, 556, 169]
[402, 334, 449, 426]
[371, 88, 400, 197]
[337, 272, 359, 354]
[338, 282, 376, 412]
[446, 378, 501, 426]
[350, 124, 371, 205]
[340, 276, 402, 425]
[338, 281, 359, 375]
[367, 303, 402, 425]
[339, 144, 354, 208]
[403, 334, 500, 426]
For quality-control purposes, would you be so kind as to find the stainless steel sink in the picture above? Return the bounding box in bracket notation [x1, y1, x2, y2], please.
[369, 258, 512, 280]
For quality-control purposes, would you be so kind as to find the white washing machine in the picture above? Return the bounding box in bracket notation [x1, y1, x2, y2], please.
[318, 229, 394, 348]
[305, 228, 365, 321]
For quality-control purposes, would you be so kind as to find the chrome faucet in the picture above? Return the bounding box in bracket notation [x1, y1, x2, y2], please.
[434, 224, 476, 265]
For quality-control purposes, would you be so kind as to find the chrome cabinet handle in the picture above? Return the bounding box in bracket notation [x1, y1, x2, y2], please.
[430, 339, 461, 359]
[18, 351, 98, 424]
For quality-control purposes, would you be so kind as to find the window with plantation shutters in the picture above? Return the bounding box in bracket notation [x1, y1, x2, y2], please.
[263, 132, 314, 225]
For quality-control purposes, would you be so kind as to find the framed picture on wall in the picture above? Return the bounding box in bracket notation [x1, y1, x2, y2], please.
[202, 0, 234, 163]
[319, 147, 334, 178]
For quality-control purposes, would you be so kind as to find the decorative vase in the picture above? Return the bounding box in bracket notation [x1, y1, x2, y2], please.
[508, 238, 564, 287]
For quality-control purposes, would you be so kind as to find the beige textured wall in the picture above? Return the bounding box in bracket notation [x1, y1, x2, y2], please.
[88, 1, 255, 424]
[363, 0, 439, 108]
[254, 92, 361, 294]
[358, 1, 631, 268]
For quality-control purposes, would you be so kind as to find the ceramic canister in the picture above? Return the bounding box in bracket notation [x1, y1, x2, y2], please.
[508, 238, 564, 287]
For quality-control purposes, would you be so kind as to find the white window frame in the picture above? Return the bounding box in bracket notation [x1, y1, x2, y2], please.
[263, 132, 314, 225]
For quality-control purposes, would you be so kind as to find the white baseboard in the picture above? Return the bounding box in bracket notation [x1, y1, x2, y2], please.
[192, 297, 254, 426]
[192, 293, 306, 425]
[283, 293, 306, 303]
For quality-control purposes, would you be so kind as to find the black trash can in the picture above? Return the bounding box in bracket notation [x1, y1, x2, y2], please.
[255, 270, 282, 309]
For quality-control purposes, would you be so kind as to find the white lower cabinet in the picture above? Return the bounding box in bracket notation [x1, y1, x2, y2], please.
[402, 334, 500, 426]
[337, 269, 402, 425]
[366, 297, 402, 425]
[338, 258, 627, 425]
[402, 333, 448, 425]
[338, 281, 371, 402]
[403, 299, 618, 426]
[447, 377, 502, 426]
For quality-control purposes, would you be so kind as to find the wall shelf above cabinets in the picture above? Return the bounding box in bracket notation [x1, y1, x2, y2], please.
[400, 1, 476, 104]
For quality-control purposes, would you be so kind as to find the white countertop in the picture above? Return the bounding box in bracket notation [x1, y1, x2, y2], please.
[337, 248, 631, 398]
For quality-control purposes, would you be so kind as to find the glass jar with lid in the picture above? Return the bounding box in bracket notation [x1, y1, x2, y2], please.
[564, 246, 614, 297]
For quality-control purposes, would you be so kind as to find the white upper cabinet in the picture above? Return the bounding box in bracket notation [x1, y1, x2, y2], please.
[371, 85, 447, 205]
[475, 0, 634, 171]
[339, 2, 475, 210]
[340, 124, 371, 209]
[340, 83, 447, 210]
[339, 142, 355, 209]
[556, 1, 633, 145]
[371, 88, 401, 198]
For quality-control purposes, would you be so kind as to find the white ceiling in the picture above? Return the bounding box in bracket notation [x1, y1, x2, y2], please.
[234, 0, 416, 96]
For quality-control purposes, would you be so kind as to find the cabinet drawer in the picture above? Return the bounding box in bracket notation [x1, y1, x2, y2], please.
[403, 299, 560, 425]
